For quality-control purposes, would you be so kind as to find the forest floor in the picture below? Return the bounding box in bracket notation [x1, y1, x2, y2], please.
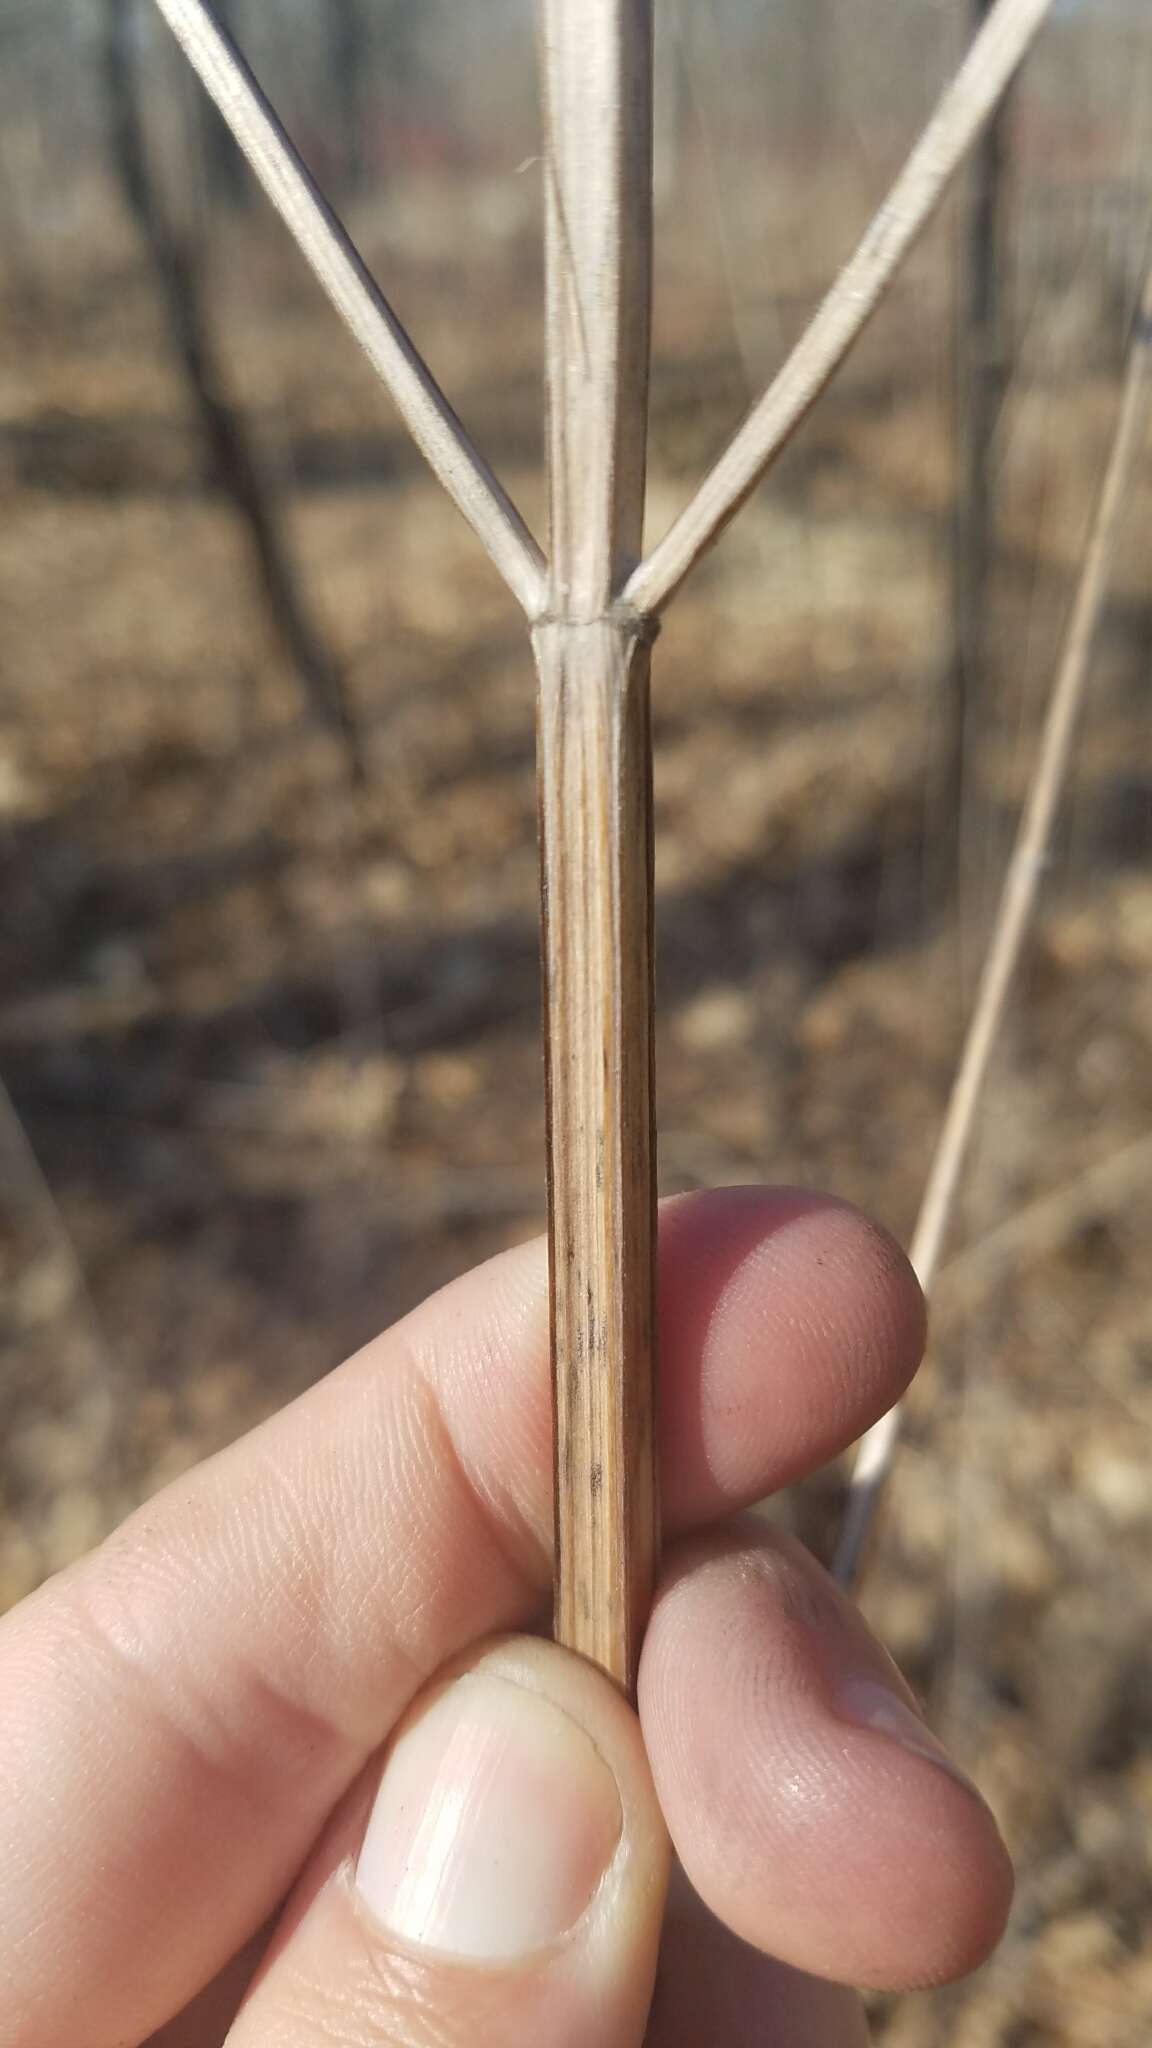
[1, 170, 1150, 2045]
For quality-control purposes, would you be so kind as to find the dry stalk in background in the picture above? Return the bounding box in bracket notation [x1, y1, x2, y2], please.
[935, 1129, 1152, 1318]
[153, 0, 1054, 1688]
[835, 266, 1152, 1592]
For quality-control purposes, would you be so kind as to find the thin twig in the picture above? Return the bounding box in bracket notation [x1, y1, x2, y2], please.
[151, 0, 547, 617]
[935, 1129, 1152, 1312]
[624, 0, 1055, 618]
[834, 268, 1152, 1590]
[535, 0, 658, 1693]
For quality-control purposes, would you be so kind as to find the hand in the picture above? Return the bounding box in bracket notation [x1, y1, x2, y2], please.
[1, 1188, 1010, 2047]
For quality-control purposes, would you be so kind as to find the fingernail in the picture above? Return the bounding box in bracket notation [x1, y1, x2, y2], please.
[356, 1673, 622, 1961]
[836, 1676, 983, 1797]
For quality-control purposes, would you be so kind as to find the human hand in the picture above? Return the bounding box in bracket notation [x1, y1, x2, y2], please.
[1, 1188, 1011, 2046]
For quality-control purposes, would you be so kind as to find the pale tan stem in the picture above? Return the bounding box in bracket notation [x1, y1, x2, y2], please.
[540, 0, 653, 614]
[535, 616, 657, 1693]
[537, 0, 657, 1692]
[834, 271, 1152, 1591]
[935, 1130, 1152, 1314]
[151, 0, 546, 616]
[624, 0, 1054, 617]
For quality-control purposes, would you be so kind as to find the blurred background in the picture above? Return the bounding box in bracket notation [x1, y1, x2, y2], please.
[0, 0, 1150, 2038]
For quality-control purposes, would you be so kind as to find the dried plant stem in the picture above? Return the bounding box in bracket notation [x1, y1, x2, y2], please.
[835, 270, 1152, 1591]
[151, 0, 546, 616]
[535, 618, 657, 1691]
[935, 1129, 1152, 1314]
[535, 0, 657, 1693]
[155, 0, 1063, 1683]
[624, 0, 1054, 618]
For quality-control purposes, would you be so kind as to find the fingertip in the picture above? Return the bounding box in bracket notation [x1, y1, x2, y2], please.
[656, 1188, 926, 1517]
[639, 1526, 1012, 1992]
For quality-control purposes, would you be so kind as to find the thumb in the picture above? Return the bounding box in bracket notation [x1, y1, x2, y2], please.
[228, 1637, 671, 2048]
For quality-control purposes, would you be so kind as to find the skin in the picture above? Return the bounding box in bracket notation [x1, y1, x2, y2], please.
[0, 1187, 1012, 2046]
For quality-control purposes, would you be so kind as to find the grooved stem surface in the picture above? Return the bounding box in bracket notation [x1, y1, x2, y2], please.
[535, 617, 657, 1692]
[538, 0, 658, 1692]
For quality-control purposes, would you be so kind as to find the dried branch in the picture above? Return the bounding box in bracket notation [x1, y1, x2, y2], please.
[150, 0, 547, 617]
[935, 1130, 1152, 1315]
[834, 268, 1152, 1591]
[535, 0, 658, 1693]
[940, 0, 1018, 891]
[624, 0, 1055, 618]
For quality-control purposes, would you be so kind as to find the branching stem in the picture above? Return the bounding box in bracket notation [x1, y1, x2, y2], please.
[153, 0, 1072, 1671]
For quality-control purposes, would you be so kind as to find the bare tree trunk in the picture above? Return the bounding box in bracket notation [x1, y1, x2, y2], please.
[0, 132, 44, 330]
[941, 0, 1014, 897]
[794, 0, 835, 156]
[195, 0, 250, 208]
[102, 0, 362, 775]
[329, 0, 369, 195]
